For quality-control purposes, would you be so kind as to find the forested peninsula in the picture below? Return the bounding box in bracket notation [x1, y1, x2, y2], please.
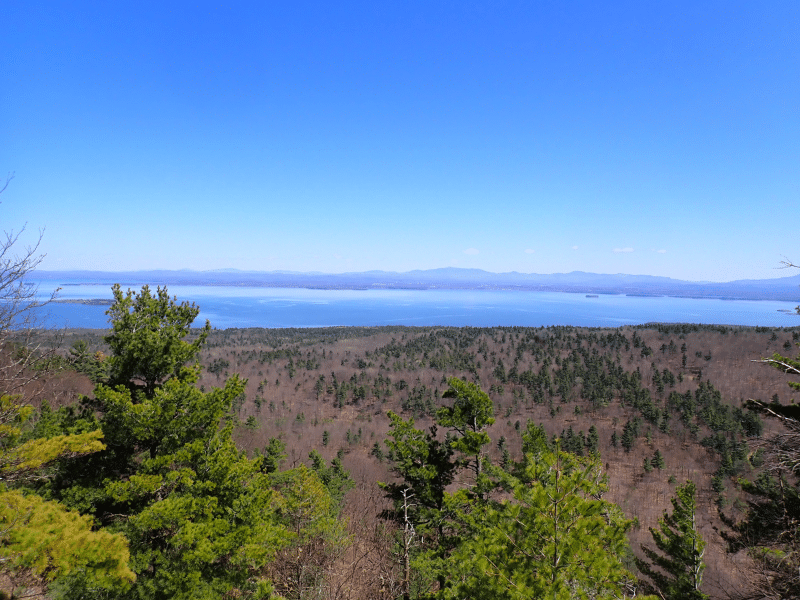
[2, 282, 800, 599]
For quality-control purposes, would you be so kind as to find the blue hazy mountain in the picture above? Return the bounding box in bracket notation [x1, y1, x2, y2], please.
[33, 268, 800, 302]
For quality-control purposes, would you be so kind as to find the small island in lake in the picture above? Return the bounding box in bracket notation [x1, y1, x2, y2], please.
[53, 298, 114, 306]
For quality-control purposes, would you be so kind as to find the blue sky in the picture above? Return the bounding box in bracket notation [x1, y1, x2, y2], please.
[2, 1, 798, 282]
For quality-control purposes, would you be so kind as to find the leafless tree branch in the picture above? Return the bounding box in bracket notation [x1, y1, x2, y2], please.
[0, 176, 60, 401]
[0, 173, 14, 197]
[778, 256, 799, 270]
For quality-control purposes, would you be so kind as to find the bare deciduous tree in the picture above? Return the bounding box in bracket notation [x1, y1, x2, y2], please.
[0, 173, 59, 399]
[733, 259, 800, 599]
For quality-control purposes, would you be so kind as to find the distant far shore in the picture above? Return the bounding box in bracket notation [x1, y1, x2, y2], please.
[31, 267, 800, 303]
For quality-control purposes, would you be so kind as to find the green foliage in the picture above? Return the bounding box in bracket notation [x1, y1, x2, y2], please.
[68, 340, 108, 383]
[621, 419, 639, 452]
[652, 449, 665, 470]
[45, 286, 297, 599]
[586, 424, 600, 455]
[0, 490, 134, 590]
[92, 382, 289, 599]
[206, 357, 230, 377]
[267, 465, 347, 599]
[370, 441, 383, 462]
[1, 430, 105, 483]
[0, 395, 104, 486]
[442, 450, 643, 600]
[308, 450, 355, 510]
[262, 437, 287, 474]
[380, 409, 461, 596]
[381, 411, 456, 520]
[637, 481, 708, 600]
[19, 314, 797, 598]
[438, 377, 495, 480]
[558, 426, 585, 456]
[84, 367, 244, 479]
[104, 284, 210, 396]
[766, 350, 800, 392]
[273, 465, 341, 541]
[520, 421, 550, 457]
[733, 472, 800, 597]
[383, 383, 650, 600]
[0, 394, 133, 595]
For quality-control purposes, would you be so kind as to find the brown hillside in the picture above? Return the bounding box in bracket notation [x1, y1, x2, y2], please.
[34, 323, 800, 599]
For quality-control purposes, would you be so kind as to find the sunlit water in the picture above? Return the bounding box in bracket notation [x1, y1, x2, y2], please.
[24, 280, 800, 330]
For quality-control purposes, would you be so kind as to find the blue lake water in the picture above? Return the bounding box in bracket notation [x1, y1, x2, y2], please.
[28, 281, 800, 330]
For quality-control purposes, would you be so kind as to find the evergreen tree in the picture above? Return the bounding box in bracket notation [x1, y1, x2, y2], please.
[381, 412, 456, 525]
[67, 340, 108, 383]
[442, 449, 649, 600]
[381, 411, 458, 595]
[262, 437, 287, 474]
[103, 284, 210, 396]
[621, 419, 638, 452]
[308, 450, 355, 510]
[45, 286, 292, 599]
[586, 424, 600, 455]
[637, 481, 707, 599]
[520, 421, 550, 457]
[266, 465, 348, 599]
[438, 377, 495, 482]
[0, 395, 134, 595]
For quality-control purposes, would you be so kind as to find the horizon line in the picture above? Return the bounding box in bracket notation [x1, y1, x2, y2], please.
[31, 266, 800, 286]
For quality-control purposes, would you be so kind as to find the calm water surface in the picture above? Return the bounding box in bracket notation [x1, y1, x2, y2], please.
[29, 281, 800, 330]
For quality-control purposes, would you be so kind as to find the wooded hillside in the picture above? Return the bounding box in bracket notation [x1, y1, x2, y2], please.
[19, 317, 797, 599]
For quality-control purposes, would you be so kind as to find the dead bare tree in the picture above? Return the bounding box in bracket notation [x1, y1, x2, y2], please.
[323, 482, 404, 600]
[0, 173, 59, 400]
[399, 488, 415, 600]
[778, 256, 800, 270]
[730, 261, 800, 599]
[778, 256, 800, 316]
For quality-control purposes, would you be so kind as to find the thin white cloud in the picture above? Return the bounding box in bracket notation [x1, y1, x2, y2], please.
[463, 248, 480, 255]
[572, 245, 579, 250]
[524, 248, 535, 254]
[655, 249, 667, 254]
[613, 247, 634, 253]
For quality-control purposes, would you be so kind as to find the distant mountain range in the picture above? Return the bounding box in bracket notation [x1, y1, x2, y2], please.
[34, 268, 800, 302]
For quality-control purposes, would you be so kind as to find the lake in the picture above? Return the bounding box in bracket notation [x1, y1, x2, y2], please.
[27, 281, 800, 330]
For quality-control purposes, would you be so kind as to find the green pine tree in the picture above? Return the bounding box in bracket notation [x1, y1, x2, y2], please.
[636, 481, 708, 599]
[0, 395, 135, 595]
[438, 377, 495, 483]
[45, 286, 292, 599]
[652, 449, 666, 470]
[266, 464, 348, 598]
[103, 284, 210, 396]
[442, 448, 650, 600]
[379, 410, 460, 596]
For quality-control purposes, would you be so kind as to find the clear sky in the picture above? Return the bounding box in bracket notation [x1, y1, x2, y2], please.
[1, 1, 798, 282]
